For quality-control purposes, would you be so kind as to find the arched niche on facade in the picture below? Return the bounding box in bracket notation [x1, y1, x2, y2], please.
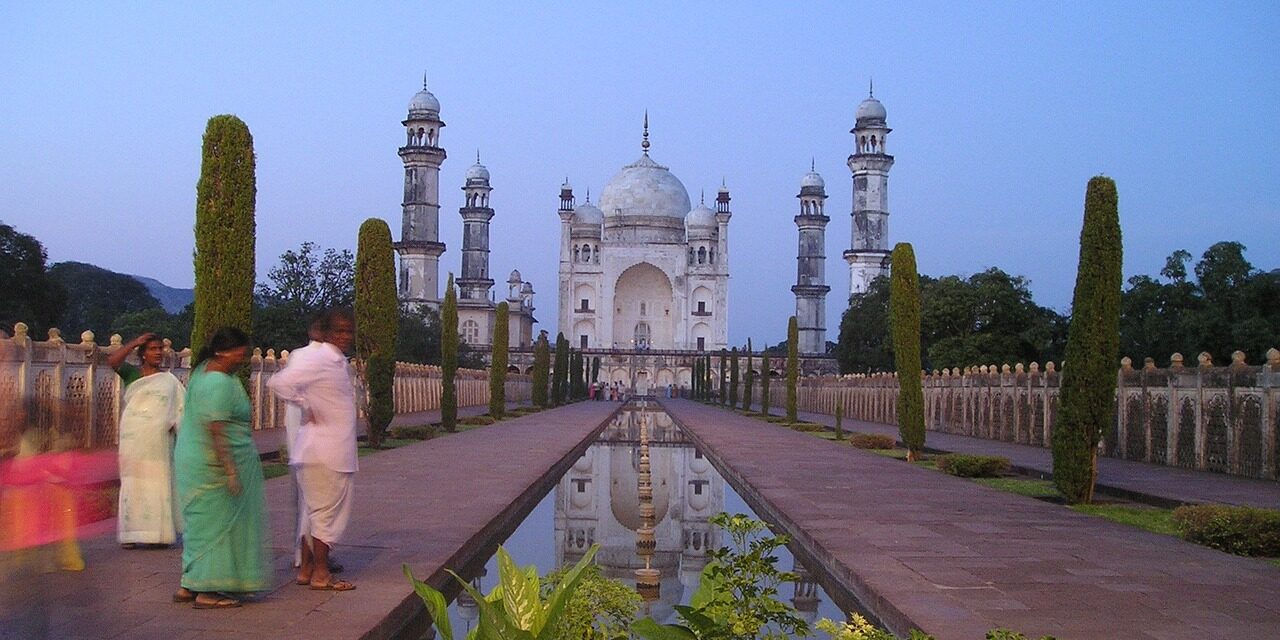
[612, 262, 674, 349]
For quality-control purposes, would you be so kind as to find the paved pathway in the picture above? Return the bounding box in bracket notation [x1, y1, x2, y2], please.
[665, 398, 1280, 640]
[1, 401, 618, 640]
[744, 401, 1280, 509]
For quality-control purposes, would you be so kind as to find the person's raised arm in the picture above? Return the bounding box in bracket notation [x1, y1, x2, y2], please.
[106, 333, 154, 371]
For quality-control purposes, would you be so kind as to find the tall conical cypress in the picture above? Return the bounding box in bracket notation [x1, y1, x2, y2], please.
[786, 317, 799, 423]
[355, 218, 398, 448]
[1053, 176, 1122, 504]
[718, 350, 728, 406]
[591, 356, 600, 384]
[531, 332, 550, 407]
[552, 332, 569, 406]
[729, 347, 740, 409]
[743, 339, 754, 412]
[705, 355, 712, 401]
[489, 301, 509, 418]
[761, 352, 772, 416]
[192, 115, 255, 360]
[441, 274, 459, 432]
[889, 243, 925, 461]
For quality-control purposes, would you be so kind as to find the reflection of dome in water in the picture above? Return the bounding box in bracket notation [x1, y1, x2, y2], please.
[610, 445, 672, 530]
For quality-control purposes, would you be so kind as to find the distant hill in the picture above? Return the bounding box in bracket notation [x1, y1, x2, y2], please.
[131, 275, 194, 313]
[49, 262, 163, 339]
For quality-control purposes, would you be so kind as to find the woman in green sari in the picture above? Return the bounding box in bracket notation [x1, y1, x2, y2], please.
[173, 327, 268, 609]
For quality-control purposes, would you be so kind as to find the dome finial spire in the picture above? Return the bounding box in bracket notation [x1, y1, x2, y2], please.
[700, 189, 705, 205]
[476, 149, 481, 164]
[641, 110, 650, 154]
[423, 71, 428, 90]
[811, 156, 816, 171]
[585, 187, 591, 202]
[869, 77, 874, 98]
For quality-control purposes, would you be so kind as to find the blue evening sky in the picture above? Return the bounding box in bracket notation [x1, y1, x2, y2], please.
[2, 2, 1276, 345]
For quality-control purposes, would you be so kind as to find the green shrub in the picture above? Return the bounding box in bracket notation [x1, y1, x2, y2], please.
[834, 403, 845, 440]
[789, 422, 825, 432]
[1172, 504, 1280, 557]
[936, 453, 1011, 478]
[388, 424, 435, 440]
[542, 563, 640, 640]
[849, 433, 897, 450]
[531, 332, 550, 407]
[764, 415, 791, 424]
[786, 316, 799, 422]
[459, 414, 497, 426]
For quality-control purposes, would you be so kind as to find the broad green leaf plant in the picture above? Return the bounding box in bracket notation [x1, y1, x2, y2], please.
[404, 544, 600, 640]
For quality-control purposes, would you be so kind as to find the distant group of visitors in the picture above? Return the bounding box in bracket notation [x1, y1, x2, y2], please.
[107, 309, 359, 609]
[588, 381, 630, 402]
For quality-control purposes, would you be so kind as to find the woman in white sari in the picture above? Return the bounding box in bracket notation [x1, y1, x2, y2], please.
[108, 333, 185, 548]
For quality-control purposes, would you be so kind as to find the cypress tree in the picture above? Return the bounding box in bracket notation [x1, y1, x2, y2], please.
[761, 352, 771, 416]
[786, 316, 799, 423]
[729, 347, 740, 409]
[693, 358, 701, 399]
[441, 274, 459, 432]
[743, 338, 754, 412]
[705, 355, 712, 401]
[489, 301, 509, 418]
[191, 115, 256, 360]
[355, 218, 398, 449]
[531, 332, 550, 407]
[718, 350, 728, 406]
[591, 356, 600, 383]
[552, 332, 569, 406]
[890, 243, 926, 461]
[570, 350, 583, 399]
[835, 402, 845, 440]
[1053, 176, 1122, 504]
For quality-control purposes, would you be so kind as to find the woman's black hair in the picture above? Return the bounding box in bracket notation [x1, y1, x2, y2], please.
[194, 327, 251, 366]
[135, 334, 166, 359]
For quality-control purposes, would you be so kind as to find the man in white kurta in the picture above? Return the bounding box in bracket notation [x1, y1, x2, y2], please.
[267, 310, 358, 591]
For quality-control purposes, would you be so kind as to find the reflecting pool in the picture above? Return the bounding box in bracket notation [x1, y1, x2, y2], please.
[443, 403, 847, 636]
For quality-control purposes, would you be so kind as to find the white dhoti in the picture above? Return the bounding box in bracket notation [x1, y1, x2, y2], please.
[297, 464, 354, 546]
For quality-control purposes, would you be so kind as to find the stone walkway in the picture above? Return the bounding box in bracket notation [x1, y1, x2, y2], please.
[665, 398, 1280, 640]
[746, 401, 1280, 509]
[1, 401, 619, 640]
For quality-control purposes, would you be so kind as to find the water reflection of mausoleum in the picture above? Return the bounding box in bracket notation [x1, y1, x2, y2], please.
[554, 406, 723, 620]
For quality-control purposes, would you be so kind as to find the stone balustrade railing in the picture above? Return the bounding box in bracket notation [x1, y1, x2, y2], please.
[753, 348, 1280, 480]
[0, 322, 531, 449]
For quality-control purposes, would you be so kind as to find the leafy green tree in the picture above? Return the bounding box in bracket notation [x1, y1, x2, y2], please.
[254, 241, 355, 351]
[890, 243, 926, 461]
[552, 332, 569, 406]
[743, 338, 754, 411]
[395, 304, 441, 364]
[786, 316, 799, 423]
[1053, 176, 1122, 504]
[112, 304, 193, 350]
[47, 262, 160, 339]
[0, 222, 66, 336]
[191, 114, 256, 359]
[729, 347, 740, 409]
[531, 331, 551, 407]
[542, 563, 641, 640]
[760, 352, 771, 416]
[441, 274, 459, 432]
[836, 275, 893, 374]
[355, 218, 398, 449]
[489, 301, 509, 418]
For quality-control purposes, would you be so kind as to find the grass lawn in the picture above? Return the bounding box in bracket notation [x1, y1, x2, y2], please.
[261, 461, 289, 480]
[971, 477, 1060, 499]
[1071, 503, 1181, 537]
[358, 437, 417, 456]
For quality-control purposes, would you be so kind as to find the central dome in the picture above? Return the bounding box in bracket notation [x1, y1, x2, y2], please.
[598, 154, 692, 220]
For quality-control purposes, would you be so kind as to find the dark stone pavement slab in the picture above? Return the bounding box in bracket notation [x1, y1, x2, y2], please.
[665, 398, 1280, 640]
[1, 401, 619, 639]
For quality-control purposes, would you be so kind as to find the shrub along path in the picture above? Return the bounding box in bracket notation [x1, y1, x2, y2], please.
[2, 400, 619, 640]
[743, 400, 1280, 509]
[665, 398, 1280, 640]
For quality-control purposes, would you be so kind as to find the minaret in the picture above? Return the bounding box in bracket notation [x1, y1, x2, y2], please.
[457, 152, 494, 302]
[844, 81, 894, 296]
[714, 180, 732, 348]
[556, 178, 576, 339]
[394, 75, 447, 310]
[793, 161, 831, 354]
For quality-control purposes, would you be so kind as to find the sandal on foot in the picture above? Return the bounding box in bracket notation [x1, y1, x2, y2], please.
[173, 589, 196, 603]
[192, 595, 241, 609]
[310, 579, 356, 591]
[295, 577, 310, 586]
